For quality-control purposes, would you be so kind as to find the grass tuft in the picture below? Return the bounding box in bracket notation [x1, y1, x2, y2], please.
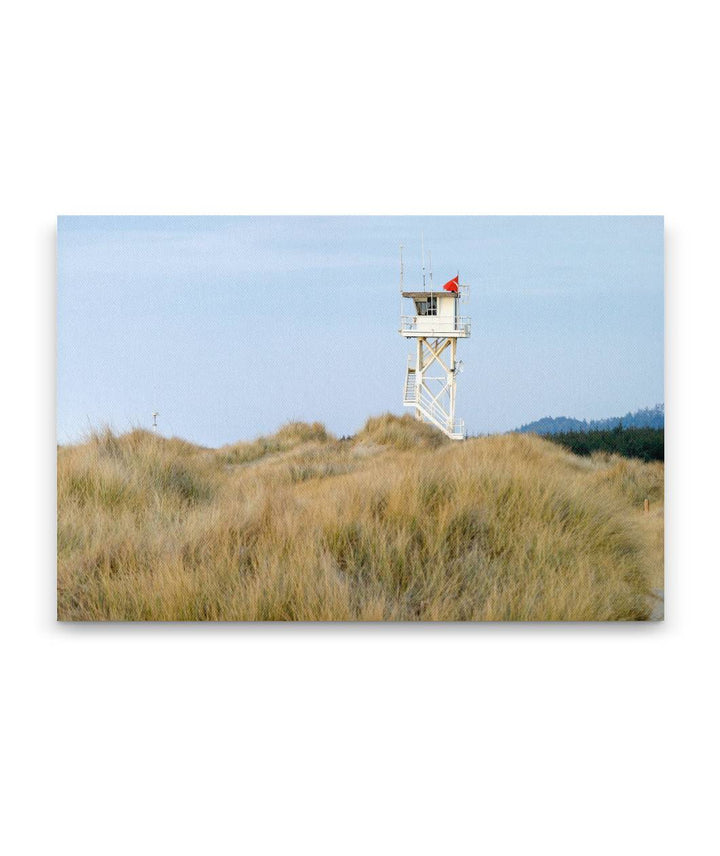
[57, 419, 663, 621]
[355, 413, 448, 450]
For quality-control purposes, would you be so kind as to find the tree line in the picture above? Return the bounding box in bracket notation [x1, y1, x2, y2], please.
[543, 425, 664, 462]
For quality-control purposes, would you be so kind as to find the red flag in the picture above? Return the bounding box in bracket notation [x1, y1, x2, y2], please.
[442, 275, 459, 293]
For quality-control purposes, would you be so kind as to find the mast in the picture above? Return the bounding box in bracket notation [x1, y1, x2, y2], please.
[399, 245, 404, 325]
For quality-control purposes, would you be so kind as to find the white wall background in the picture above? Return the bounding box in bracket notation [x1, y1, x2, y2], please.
[2, 2, 717, 854]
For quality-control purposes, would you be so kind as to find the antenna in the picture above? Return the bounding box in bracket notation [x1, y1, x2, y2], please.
[399, 244, 404, 291]
[428, 250, 433, 287]
[421, 232, 426, 291]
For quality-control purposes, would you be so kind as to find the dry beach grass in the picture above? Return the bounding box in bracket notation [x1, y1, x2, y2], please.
[57, 414, 664, 621]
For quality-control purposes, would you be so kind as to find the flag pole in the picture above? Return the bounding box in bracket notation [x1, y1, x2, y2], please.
[399, 244, 404, 328]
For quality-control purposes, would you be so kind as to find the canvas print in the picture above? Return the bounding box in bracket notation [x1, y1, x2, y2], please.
[57, 216, 664, 621]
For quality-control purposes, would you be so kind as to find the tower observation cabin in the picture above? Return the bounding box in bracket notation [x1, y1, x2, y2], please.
[398, 249, 470, 440]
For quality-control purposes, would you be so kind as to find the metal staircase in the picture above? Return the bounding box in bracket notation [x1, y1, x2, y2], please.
[403, 367, 417, 405]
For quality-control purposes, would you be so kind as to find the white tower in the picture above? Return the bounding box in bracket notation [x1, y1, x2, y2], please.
[399, 249, 470, 440]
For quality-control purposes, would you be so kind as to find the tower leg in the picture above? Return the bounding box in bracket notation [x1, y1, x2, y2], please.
[449, 337, 457, 431]
[415, 337, 423, 421]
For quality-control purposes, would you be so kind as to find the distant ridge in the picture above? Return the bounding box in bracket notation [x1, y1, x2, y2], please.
[516, 404, 664, 435]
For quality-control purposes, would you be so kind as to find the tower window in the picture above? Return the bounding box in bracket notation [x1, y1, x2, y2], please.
[415, 296, 438, 316]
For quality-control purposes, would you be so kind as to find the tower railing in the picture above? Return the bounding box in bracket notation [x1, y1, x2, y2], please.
[400, 315, 471, 335]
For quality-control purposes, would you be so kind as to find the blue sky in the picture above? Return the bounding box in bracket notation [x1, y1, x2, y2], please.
[57, 216, 664, 446]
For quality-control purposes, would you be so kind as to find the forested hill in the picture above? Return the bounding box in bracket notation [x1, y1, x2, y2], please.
[516, 404, 664, 435]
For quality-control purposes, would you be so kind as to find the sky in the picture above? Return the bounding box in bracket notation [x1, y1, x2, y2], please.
[57, 215, 664, 446]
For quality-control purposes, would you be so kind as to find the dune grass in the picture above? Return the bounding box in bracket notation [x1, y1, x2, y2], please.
[57, 416, 664, 621]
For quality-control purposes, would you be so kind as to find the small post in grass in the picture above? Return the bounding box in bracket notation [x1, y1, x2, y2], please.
[644, 498, 650, 514]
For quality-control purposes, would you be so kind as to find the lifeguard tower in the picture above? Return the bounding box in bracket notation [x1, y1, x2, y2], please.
[398, 248, 470, 440]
